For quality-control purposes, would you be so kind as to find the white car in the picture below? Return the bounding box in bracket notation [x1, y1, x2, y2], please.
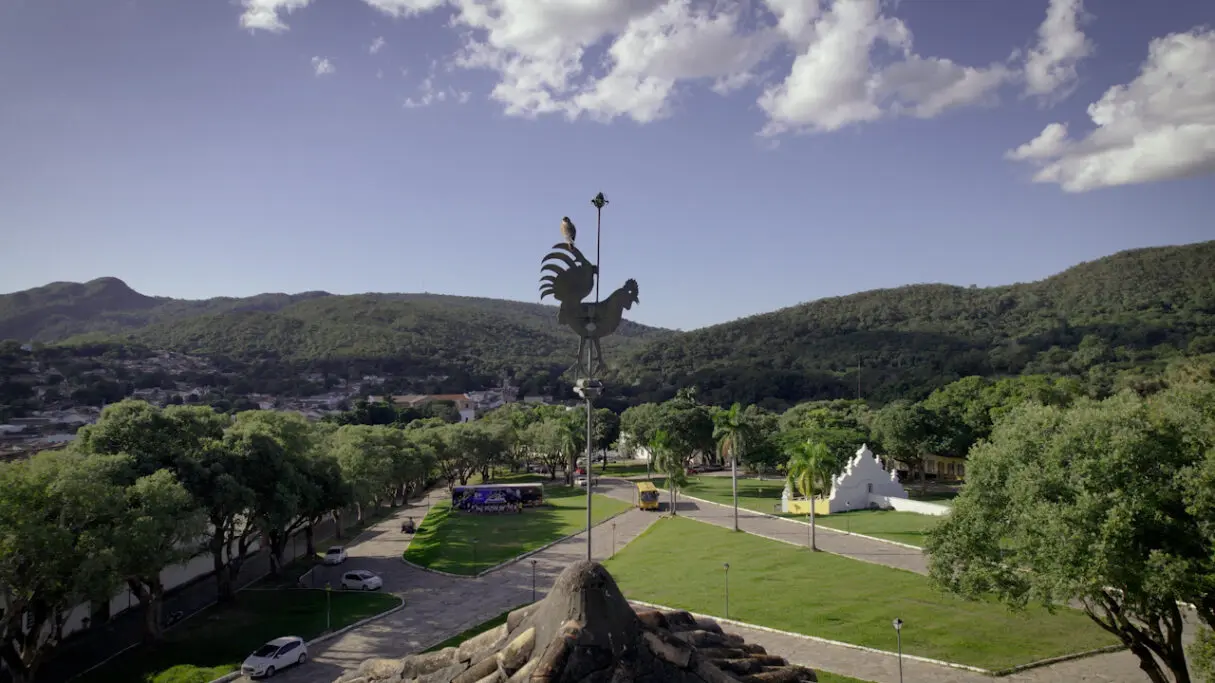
[322, 546, 347, 565]
[240, 636, 308, 678]
[575, 475, 599, 488]
[341, 569, 383, 591]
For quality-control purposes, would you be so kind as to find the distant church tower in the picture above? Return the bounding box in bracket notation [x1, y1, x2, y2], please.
[501, 372, 519, 403]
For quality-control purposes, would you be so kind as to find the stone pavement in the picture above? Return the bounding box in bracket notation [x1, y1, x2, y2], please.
[238, 486, 660, 683]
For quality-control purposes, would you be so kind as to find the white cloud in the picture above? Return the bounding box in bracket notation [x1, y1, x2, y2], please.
[311, 56, 336, 76]
[1007, 28, 1215, 192]
[758, 0, 1011, 135]
[1024, 0, 1093, 102]
[239, 0, 313, 32]
[370, 36, 387, 54]
[404, 76, 471, 108]
[233, 0, 1074, 141]
[361, 0, 447, 17]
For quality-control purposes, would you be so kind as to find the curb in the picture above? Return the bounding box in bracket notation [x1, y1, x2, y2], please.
[206, 597, 406, 683]
[400, 507, 634, 579]
[987, 644, 1127, 676]
[627, 600, 990, 675]
[675, 491, 924, 552]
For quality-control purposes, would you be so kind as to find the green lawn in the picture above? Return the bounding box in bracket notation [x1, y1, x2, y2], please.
[815, 673, 873, 683]
[652, 475, 788, 515]
[602, 517, 1117, 671]
[651, 476, 941, 547]
[78, 590, 400, 683]
[404, 485, 632, 574]
[810, 510, 938, 547]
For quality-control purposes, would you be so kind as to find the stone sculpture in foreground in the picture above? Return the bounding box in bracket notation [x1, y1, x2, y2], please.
[335, 560, 817, 683]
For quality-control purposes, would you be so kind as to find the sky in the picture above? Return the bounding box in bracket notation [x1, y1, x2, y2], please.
[0, 0, 1212, 331]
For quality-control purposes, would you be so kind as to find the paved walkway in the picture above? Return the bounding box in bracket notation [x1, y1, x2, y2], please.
[238, 488, 659, 683]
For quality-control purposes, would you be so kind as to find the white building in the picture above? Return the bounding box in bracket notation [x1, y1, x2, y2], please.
[781, 444, 951, 517]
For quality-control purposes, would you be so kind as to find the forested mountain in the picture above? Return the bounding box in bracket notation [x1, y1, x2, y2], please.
[0, 278, 671, 391]
[4, 241, 1214, 406]
[616, 241, 1215, 407]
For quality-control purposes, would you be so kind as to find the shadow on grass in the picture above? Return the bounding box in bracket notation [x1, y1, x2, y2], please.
[76, 589, 399, 683]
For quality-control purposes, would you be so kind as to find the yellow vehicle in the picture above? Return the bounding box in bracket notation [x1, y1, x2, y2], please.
[636, 481, 660, 511]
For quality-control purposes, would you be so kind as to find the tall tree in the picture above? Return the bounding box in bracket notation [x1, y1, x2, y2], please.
[228, 412, 316, 578]
[927, 390, 1214, 683]
[0, 452, 126, 682]
[649, 429, 686, 515]
[869, 400, 934, 489]
[113, 468, 205, 642]
[713, 403, 750, 532]
[785, 440, 836, 552]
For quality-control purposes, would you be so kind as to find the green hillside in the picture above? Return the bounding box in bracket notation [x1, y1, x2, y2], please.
[615, 241, 1215, 407]
[4, 241, 1214, 406]
[0, 279, 670, 389]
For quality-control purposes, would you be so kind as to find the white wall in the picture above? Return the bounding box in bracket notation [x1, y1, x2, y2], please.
[825, 444, 908, 514]
[870, 495, 952, 516]
[3, 513, 342, 643]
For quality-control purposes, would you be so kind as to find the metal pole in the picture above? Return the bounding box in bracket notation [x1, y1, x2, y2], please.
[723, 563, 730, 619]
[531, 559, 537, 602]
[585, 392, 594, 562]
[326, 585, 332, 632]
[731, 453, 739, 532]
[893, 618, 904, 683]
[612, 522, 617, 558]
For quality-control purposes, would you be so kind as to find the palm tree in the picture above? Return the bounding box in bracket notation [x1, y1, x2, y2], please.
[785, 439, 837, 551]
[713, 403, 749, 532]
[650, 429, 686, 515]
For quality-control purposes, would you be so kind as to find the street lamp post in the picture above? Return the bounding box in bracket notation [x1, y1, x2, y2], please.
[326, 584, 332, 632]
[471, 538, 478, 571]
[846, 500, 851, 534]
[893, 618, 904, 683]
[531, 559, 538, 602]
[723, 563, 730, 619]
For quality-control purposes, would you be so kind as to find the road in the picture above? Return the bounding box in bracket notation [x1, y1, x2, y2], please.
[233, 483, 655, 683]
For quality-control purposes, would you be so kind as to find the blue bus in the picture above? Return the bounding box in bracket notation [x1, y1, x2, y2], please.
[451, 483, 544, 513]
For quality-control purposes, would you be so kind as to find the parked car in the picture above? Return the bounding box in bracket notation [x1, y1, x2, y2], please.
[575, 475, 599, 488]
[341, 569, 383, 591]
[240, 636, 308, 678]
[322, 546, 347, 565]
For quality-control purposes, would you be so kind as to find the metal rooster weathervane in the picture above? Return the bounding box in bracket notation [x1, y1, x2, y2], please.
[539, 192, 639, 380]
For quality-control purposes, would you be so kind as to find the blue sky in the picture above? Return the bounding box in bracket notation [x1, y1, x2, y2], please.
[1, 0, 1212, 331]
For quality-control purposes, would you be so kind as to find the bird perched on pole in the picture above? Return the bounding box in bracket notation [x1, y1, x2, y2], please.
[560, 216, 577, 248]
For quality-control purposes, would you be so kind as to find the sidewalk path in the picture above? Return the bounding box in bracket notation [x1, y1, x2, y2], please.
[240, 488, 660, 683]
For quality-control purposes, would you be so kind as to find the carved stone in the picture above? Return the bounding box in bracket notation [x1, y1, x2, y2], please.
[333, 561, 817, 683]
